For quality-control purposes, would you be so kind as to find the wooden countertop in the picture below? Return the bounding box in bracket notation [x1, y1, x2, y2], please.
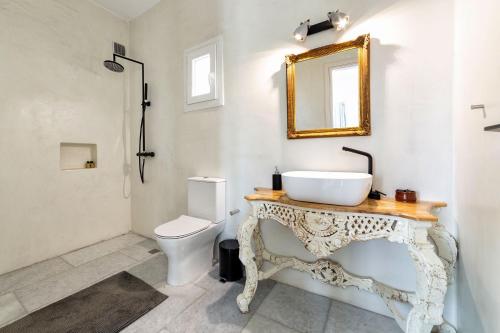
[245, 188, 446, 222]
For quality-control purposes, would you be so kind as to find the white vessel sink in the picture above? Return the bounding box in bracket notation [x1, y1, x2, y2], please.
[282, 171, 373, 206]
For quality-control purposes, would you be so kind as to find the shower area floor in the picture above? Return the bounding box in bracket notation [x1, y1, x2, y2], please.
[0, 233, 401, 333]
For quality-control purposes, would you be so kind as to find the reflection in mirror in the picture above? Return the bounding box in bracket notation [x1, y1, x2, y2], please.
[286, 34, 370, 139]
[295, 49, 359, 130]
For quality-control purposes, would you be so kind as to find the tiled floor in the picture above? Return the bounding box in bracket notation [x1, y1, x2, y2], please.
[0, 233, 402, 333]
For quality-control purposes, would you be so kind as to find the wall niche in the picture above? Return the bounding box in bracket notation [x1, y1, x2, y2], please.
[60, 143, 97, 170]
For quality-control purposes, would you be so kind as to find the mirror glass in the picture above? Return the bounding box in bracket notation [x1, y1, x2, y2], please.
[295, 48, 359, 130]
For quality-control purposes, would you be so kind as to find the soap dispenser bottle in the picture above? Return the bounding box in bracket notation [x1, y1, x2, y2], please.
[272, 167, 282, 191]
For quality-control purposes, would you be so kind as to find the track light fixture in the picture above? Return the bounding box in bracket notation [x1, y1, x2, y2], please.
[293, 20, 310, 42]
[293, 10, 349, 42]
[328, 10, 350, 31]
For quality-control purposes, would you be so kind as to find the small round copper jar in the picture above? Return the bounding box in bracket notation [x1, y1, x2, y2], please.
[395, 189, 417, 203]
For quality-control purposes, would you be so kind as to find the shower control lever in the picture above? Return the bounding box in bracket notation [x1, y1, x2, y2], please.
[136, 152, 155, 157]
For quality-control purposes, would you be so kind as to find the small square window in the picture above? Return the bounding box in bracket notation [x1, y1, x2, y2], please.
[191, 54, 211, 97]
[185, 36, 224, 112]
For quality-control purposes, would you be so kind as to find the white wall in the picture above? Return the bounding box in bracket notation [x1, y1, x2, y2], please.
[0, 0, 131, 274]
[454, 0, 500, 332]
[129, 0, 181, 237]
[130, 0, 456, 323]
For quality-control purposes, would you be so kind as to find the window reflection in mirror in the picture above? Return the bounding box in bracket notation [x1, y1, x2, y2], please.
[295, 48, 359, 131]
[329, 63, 359, 128]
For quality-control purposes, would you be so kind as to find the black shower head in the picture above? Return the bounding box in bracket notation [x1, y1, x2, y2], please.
[103, 60, 124, 73]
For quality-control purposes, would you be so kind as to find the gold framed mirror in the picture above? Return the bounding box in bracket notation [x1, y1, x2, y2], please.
[286, 34, 370, 139]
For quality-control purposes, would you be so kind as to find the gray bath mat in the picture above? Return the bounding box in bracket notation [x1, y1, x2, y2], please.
[1, 271, 168, 333]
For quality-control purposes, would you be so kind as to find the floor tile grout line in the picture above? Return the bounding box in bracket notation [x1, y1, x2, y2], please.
[256, 311, 305, 333]
[329, 297, 398, 321]
[0, 234, 148, 296]
[118, 248, 152, 263]
[12, 251, 132, 300]
[15, 251, 147, 313]
[34, 249, 165, 312]
[12, 292, 29, 314]
[192, 265, 221, 291]
[60, 232, 137, 256]
[193, 280, 212, 292]
[254, 283, 333, 333]
[59, 233, 146, 266]
[3, 234, 177, 329]
[59, 255, 78, 267]
[250, 283, 309, 332]
[321, 299, 333, 333]
[17, 272, 113, 313]
[0, 314, 28, 330]
[246, 313, 302, 333]
[159, 286, 209, 332]
[193, 277, 211, 291]
[0, 293, 30, 329]
[0, 257, 75, 295]
[2, 248, 156, 329]
[173, 279, 278, 332]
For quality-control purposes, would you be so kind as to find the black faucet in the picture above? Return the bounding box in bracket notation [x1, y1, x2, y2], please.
[342, 147, 373, 175]
[342, 146, 386, 200]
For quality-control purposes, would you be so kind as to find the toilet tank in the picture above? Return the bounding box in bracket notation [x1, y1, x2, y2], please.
[187, 177, 226, 223]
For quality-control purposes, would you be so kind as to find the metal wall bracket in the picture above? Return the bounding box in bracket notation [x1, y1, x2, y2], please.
[470, 104, 485, 110]
[484, 124, 500, 132]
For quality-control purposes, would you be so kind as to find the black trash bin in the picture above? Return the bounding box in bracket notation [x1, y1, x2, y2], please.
[219, 239, 243, 282]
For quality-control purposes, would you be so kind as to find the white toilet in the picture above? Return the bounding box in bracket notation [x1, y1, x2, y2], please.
[154, 177, 226, 286]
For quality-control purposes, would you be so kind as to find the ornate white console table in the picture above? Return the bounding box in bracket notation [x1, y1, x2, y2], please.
[236, 188, 457, 333]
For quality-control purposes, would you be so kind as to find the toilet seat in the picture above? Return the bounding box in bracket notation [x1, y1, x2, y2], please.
[154, 215, 211, 239]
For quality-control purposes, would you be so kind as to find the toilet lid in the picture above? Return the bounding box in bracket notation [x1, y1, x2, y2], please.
[154, 215, 211, 239]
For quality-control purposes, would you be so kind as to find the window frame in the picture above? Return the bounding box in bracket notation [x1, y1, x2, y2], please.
[184, 36, 224, 112]
[324, 61, 360, 128]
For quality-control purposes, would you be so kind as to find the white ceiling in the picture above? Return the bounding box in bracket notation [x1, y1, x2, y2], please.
[91, 0, 160, 21]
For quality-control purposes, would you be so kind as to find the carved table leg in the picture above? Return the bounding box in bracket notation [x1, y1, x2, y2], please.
[253, 221, 265, 270]
[236, 214, 259, 313]
[406, 237, 447, 333]
[429, 224, 458, 285]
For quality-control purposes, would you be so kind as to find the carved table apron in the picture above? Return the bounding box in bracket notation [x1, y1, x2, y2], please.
[236, 200, 457, 333]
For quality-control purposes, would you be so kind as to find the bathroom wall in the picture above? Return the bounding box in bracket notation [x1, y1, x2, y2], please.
[0, 0, 131, 274]
[453, 0, 500, 332]
[128, 0, 180, 238]
[130, 0, 456, 323]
